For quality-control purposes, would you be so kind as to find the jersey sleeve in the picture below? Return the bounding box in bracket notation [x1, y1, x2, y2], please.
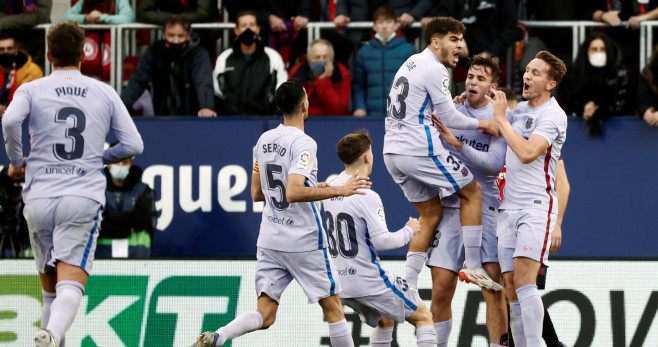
[460, 135, 507, 175]
[104, 86, 144, 163]
[358, 191, 389, 238]
[430, 67, 478, 130]
[533, 111, 566, 146]
[2, 86, 31, 167]
[287, 136, 317, 179]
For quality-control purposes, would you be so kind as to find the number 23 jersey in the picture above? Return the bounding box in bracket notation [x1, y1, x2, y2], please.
[254, 124, 328, 252]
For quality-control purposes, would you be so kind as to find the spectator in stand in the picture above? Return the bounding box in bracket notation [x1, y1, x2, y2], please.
[568, 32, 628, 136]
[137, 0, 216, 24]
[289, 38, 350, 115]
[96, 156, 155, 259]
[121, 15, 216, 116]
[0, 32, 43, 118]
[352, 6, 416, 118]
[0, 0, 51, 68]
[433, 0, 517, 69]
[266, 0, 314, 67]
[214, 10, 287, 115]
[637, 44, 658, 127]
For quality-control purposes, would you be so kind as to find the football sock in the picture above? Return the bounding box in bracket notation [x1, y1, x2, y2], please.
[490, 344, 505, 347]
[214, 311, 263, 346]
[405, 252, 427, 287]
[47, 280, 84, 346]
[463, 225, 483, 269]
[509, 301, 526, 347]
[542, 306, 562, 347]
[370, 326, 393, 347]
[517, 285, 543, 347]
[328, 319, 354, 347]
[416, 324, 438, 346]
[434, 319, 452, 347]
[41, 289, 56, 329]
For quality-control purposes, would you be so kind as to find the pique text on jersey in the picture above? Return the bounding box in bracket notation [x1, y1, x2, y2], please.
[54, 86, 88, 98]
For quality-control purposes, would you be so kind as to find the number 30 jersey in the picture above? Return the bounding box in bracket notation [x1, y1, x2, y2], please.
[254, 124, 328, 252]
[2, 70, 143, 206]
[384, 48, 459, 157]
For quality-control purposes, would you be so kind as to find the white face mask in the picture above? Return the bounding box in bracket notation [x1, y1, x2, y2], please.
[588, 52, 607, 68]
[109, 165, 130, 181]
[375, 31, 397, 43]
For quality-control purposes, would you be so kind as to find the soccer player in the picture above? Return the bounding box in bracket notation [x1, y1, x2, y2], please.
[191, 79, 369, 347]
[323, 130, 437, 347]
[383, 16, 501, 291]
[427, 52, 508, 347]
[488, 50, 567, 346]
[1, 21, 144, 347]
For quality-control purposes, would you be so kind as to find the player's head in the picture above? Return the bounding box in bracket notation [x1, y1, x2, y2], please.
[466, 52, 500, 107]
[424, 16, 465, 69]
[275, 79, 309, 120]
[523, 51, 566, 100]
[336, 129, 373, 175]
[372, 6, 398, 43]
[164, 15, 191, 48]
[234, 10, 260, 44]
[498, 87, 519, 112]
[47, 21, 85, 69]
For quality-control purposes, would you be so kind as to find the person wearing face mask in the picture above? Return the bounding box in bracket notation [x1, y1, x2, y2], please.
[636, 44, 658, 127]
[121, 15, 216, 116]
[289, 38, 351, 115]
[0, 32, 43, 118]
[213, 10, 288, 115]
[96, 155, 155, 259]
[352, 6, 416, 117]
[568, 32, 628, 136]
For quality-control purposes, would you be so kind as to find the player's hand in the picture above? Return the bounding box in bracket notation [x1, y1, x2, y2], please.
[269, 14, 287, 32]
[317, 181, 330, 188]
[485, 90, 507, 124]
[318, 61, 334, 79]
[397, 13, 415, 28]
[583, 101, 596, 120]
[550, 224, 562, 254]
[460, 39, 469, 58]
[334, 15, 350, 28]
[340, 174, 371, 196]
[433, 117, 463, 150]
[198, 108, 217, 117]
[601, 11, 621, 26]
[8, 158, 26, 179]
[353, 109, 367, 117]
[291, 16, 308, 31]
[453, 91, 467, 105]
[420, 17, 433, 30]
[405, 217, 420, 236]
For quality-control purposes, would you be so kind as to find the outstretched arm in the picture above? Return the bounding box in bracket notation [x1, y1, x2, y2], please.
[286, 173, 371, 203]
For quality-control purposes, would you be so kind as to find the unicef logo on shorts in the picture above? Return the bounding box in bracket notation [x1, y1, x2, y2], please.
[76, 167, 87, 177]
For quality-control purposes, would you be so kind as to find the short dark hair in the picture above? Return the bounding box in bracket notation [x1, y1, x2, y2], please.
[47, 21, 85, 68]
[275, 79, 305, 116]
[235, 10, 258, 27]
[164, 15, 191, 33]
[469, 51, 501, 85]
[336, 129, 372, 165]
[424, 16, 466, 46]
[535, 50, 567, 86]
[372, 6, 396, 22]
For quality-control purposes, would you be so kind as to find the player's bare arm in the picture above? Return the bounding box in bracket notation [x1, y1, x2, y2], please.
[488, 90, 549, 164]
[7, 156, 27, 179]
[286, 173, 371, 202]
[251, 173, 265, 202]
[434, 118, 463, 151]
[551, 159, 570, 254]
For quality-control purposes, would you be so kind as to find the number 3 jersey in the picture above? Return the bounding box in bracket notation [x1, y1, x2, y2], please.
[2, 70, 143, 206]
[324, 171, 412, 298]
[254, 124, 328, 252]
[384, 48, 463, 157]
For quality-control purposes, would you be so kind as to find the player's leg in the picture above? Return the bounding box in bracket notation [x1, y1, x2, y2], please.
[406, 300, 437, 347]
[513, 257, 543, 347]
[498, 210, 523, 346]
[503, 271, 525, 347]
[455, 179, 483, 269]
[430, 267, 458, 347]
[408, 196, 442, 287]
[481, 262, 507, 347]
[318, 295, 354, 347]
[371, 316, 395, 347]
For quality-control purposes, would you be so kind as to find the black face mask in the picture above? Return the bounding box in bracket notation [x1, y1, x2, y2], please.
[166, 42, 186, 59]
[237, 28, 257, 46]
[0, 53, 15, 68]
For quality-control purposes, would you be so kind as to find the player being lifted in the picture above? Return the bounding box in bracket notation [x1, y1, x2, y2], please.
[323, 130, 438, 347]
[2, 21, 144, 347]
[191, 79, 370, 347]
[383, 16, 501, 291]
[428, 52, 509, 347]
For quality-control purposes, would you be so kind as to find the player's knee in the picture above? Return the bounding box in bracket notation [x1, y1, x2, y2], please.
[416, 306, 434, 326]
[261, 313, 276, 329]
[460, 179, 482, 199]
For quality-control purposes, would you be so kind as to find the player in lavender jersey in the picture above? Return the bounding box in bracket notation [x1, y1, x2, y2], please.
[428, 52, 508, 347]
[324, 130, 437, 347]
[2, 22, 144, 347]
[382, 17, 501, 292]
[191, 80, 370, 347]
[488, 51, 567, 347]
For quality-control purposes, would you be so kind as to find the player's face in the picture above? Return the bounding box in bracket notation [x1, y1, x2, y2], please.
[465, 65, 495, 105]
[522, 58, 553, 100]
[164, 24, 190, 45]
[234, 14, 260, 36]
[302, 88, 309, 121]
[435, 32, 463, 68]
[373, 18, 398, 40]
